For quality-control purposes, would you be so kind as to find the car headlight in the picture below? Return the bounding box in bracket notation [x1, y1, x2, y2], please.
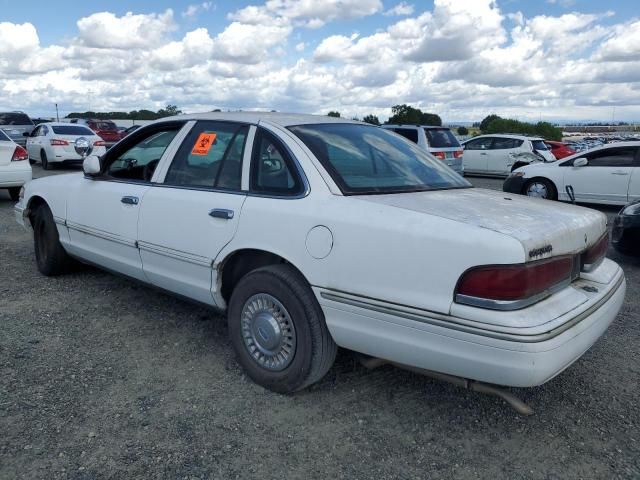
[622, 202, 640, 216]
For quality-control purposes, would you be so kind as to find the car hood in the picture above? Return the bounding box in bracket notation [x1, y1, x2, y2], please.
[357, 188, 607, 259]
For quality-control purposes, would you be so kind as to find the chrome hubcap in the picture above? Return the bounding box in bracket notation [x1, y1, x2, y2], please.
[527, 182, 548, 198]
[241, 293, 296, 371]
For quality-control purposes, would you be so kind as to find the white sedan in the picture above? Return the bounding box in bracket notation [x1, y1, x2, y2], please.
[0, 128, 31, 201]
[504, 141, 640, 205]
[15, 113, 625, 395]
[25, 122, 107, 170]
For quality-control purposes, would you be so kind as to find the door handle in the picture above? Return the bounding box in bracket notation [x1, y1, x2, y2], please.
[121, 196, 139, 205]
[611, 171, 629, 176]
[209, 208, 234, 220]
[480, 152, 487, 155]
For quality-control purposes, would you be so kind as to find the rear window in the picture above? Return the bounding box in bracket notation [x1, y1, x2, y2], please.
[51, 125, 95, 136]
[0, 113, 33, 126]
[531, 140, 549, 151]
[424, 128, 460, 148]
[393, 128, 419, 143]
[92, 121, 117, 131]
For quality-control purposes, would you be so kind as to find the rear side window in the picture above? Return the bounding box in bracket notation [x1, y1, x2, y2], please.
[393, 128, 419, 144]
[251, 129, 303, 195]
[0, 129, 10, 141]
[166, 122, 248, 190]
[531, 140, 549, 151]
[0, 113, 33, 126]
[424, 128, 460, 148]
[491, 138, 523, 149]
[51, 125, 95, 135]
[586, 147, 637, 167]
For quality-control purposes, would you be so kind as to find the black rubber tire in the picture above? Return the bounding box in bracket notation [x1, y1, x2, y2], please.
[8, 187, 20, 202]
[29, 158, 36, 165]
[524, 178, 557, 200]
[41, 150, 50, 170]
[228, 264, 337, 393]
[33, 204, 73, 276]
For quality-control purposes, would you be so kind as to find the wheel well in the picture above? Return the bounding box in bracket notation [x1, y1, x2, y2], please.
[523, 177, 557, 195]
[219, 249, 303, 303]
[26, 196, 47, 227]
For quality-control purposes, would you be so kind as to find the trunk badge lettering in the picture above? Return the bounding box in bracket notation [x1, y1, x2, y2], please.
[529, 245, 553, 258]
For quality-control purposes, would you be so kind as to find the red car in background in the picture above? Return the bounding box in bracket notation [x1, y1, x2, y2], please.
[545, 140, 576, 160]
[69, 118, 125, 148]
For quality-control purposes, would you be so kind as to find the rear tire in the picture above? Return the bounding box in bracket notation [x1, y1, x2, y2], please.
[8, 187, 20, 202]
[524, 178, 557, 200]
[33, 204, 73, 276]
[41, 150, 50, 170]
[228, 264, 337, 393]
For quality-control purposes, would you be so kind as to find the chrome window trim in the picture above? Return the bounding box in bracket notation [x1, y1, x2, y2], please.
[241, 125, 256, 191]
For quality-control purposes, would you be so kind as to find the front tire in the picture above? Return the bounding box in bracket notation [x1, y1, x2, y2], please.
[524, 178, 557, 200]
[33, 204, 73, 276]
[228, 264, 337, 393]
[41, 150, 50, 170]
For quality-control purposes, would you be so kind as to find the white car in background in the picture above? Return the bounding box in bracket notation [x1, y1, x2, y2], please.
[15, 113, 625, 396]
[25, 122, 107, 170]
[0, 128, 32, 201]
[462, 134, 555, 176]
[504, 142, 640, 205]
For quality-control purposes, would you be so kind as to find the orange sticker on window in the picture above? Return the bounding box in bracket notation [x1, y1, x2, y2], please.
[191, 132, 217, 155]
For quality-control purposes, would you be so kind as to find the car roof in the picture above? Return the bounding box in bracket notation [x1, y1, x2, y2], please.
[382, 124, 450, 129]
[162, 111, 362, 127]
[547, 141, 640, 164]
[41, 122, 96, 127]
[463, 134, 543, 142]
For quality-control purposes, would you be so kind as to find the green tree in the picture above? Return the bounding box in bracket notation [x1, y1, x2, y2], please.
[327, 111, 341, 117]
[479, 114, 500, 133]
[362, 114, 380, 125]
[457, 126, 469, 136]
[156, 104, 182, 117]
[387, 104, 441, 125]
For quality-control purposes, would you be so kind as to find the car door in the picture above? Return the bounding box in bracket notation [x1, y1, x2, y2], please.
[65, 122, 187, 281]
[26, 126, 41, 160]
[462, 137, 493, 173]
[487, 137, 522, 175]
[562, 146, 637, 204]
[137, 120, 252, 306]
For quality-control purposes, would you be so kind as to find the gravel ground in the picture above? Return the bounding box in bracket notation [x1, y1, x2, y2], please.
[1, 166, 638, 479]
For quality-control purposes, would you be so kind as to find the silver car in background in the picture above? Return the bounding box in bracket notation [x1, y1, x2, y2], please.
[0, 111, 34, 146]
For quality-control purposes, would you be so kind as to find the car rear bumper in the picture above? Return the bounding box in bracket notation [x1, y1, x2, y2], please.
[315, 265, 625, 387]
[0, 161, 32, 188]
[502, 175, 526, 195]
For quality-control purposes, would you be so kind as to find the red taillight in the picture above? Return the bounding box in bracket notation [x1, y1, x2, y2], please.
[583, 234, 608, 271]
[11, 145, 29, 162]
[453, 150, 463, 158]
[433, 152, 446, 160]
[93, 140, 106, 147]
[50, 139, 69, 146]
[456, 256, 573, 307]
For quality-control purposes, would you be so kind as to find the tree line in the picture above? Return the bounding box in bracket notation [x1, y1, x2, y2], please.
[67, 104, 182, 120]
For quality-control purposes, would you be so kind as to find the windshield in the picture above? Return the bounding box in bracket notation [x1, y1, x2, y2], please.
[531, 140, 549, 151]
[424, 128, 461, 148]
[51, 125, 95, 135]
[289, 124, 470, 195]
[0, 113, 33, 126]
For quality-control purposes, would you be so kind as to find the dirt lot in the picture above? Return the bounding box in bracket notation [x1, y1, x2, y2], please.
[1, 166, 639, 479]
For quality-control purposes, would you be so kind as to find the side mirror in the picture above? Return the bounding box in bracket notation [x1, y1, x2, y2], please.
[82, 155, 101, 177]
[573, 157, 588, 167]
[74, 137, 93, 158]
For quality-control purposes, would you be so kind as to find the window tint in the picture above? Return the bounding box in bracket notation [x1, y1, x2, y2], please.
[107, 127, 180, 182]
[531, 140, 548, 151]
[165, 122, 247, 190]
[289, 124, 470, 195]
[0, 113, 33, 126]
[586, 147, 637, 167]
[51, 125, 94, 136]
[393, 128, 419, 144]
[464, 137, 493, 150]
[251, 130, 302, 195]
[490, 137, 523, 149]
[424, 128, 460, 148]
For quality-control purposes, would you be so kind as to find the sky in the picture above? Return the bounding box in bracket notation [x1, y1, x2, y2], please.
[1, 0, 639, 123]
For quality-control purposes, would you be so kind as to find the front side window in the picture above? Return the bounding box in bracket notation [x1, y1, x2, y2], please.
[250, 130, 302, 195]
[586, 147, 637, 167]
[464, 137, 493, 150]
[531, 140, 549, 151]
[424, 128, 460, 148]
[106, 126, 181, 182]
[491, 138, 522, 150]
[289, 123, 470, 195]
[165, 121, 248, 190]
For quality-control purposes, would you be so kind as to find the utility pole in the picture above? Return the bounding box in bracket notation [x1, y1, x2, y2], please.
[55, 103, 59, 122]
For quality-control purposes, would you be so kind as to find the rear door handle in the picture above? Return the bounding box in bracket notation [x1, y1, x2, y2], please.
[611, 171, 629, 176]
[121, 196, 139, 205]
[209, 208, 234, 220]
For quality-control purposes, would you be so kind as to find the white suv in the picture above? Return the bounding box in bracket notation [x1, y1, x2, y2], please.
[462, 134, 555, 177]
[381, 125, 464, 174]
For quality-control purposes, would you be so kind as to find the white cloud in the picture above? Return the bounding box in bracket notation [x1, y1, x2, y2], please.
[595, 19, 640, 62]
[383, 2, 415, 17]
[182, 2, 214, 18]
[295, 42, 306, 52]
